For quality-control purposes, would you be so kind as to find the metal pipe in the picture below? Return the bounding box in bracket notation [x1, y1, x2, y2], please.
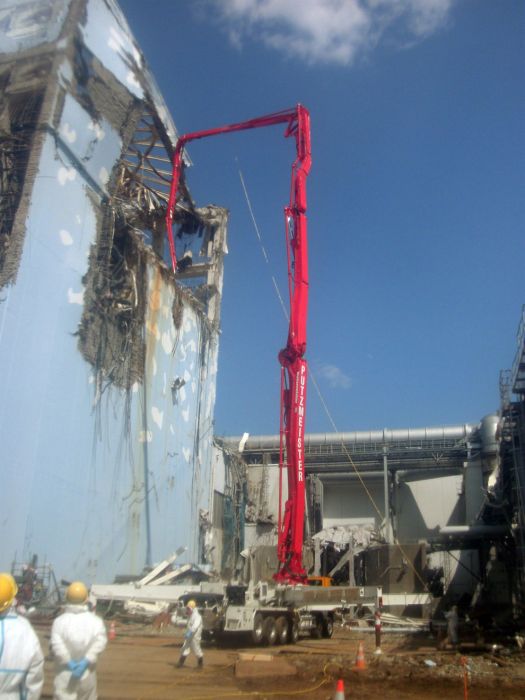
[346, 627, 424, 634]
[383, 447, 392, 544]
[313, 466, 461, 479]
[437, 525, 507, 537]
[221, 424, 479, 450]
[141, 370, 152, 569]
[251, 459, 462, 472]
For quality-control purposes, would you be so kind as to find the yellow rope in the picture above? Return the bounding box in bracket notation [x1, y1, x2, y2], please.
[137, 660, 339, 700]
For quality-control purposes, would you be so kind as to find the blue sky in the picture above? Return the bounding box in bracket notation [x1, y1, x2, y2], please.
[120, 0, 524, 436]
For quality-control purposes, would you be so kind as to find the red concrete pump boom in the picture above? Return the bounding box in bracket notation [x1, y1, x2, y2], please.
[165, 105, 311, 584]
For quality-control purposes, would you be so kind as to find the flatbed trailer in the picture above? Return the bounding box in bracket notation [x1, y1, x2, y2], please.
[174, 581, 381, 646]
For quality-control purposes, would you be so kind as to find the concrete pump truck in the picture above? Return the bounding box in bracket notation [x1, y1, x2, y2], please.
[165, 106, 379, 644]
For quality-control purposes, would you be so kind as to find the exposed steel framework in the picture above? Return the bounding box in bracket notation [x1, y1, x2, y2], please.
[165, 105, 311, 584]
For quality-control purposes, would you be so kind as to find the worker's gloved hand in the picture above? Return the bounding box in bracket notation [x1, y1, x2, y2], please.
[184, 630, 193, 640]
[71, 658, 89, 678]
[67, 660, 78, 672]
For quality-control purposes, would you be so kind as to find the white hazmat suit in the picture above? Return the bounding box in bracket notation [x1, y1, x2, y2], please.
[50, 603, 107, 700]
[444, 606, 459, 645]
[0, 607, 44, 700]
[179, 607, 203, 663]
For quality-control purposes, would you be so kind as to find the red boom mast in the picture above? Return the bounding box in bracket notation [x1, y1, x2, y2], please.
[165, 105, 311, 584]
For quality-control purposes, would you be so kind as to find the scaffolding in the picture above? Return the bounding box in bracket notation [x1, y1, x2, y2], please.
[11, 555, 62, 608]
[497, 305, 525, 613]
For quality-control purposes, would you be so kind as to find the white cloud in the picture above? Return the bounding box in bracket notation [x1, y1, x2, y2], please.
[406, 0, 453, 37]
[317, 363, 352, 389]
[205, 0, 455, 66]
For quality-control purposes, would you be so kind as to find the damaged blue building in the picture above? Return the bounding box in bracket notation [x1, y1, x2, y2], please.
[0, 0, 235, 583]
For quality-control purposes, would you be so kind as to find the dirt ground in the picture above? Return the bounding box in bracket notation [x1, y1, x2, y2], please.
[35, 620, 525, 700]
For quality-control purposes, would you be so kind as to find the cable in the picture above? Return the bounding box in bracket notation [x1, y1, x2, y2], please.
[236, 161, 289, 322]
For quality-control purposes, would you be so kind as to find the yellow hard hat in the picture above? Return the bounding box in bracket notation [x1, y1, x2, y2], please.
[0, 573, 17, 613]
[66, 581, 88, 604]
[4, 574, 18, 598]
[186, 599, 196, 609]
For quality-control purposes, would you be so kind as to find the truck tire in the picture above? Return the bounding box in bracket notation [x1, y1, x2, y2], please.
[289, 620, 299, 644]
[310, 616, 323, 639]
[262, 616, 277, 646]
[322, 615, 334, 638]
[252, 613, 264, 645]
[275, 616, 288, 645]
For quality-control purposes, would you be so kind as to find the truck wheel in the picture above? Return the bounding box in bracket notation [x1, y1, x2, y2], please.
[275, 616, 288, 645]
[289, 620, 299, 644]
[262, 616, 277, 646]
[322, 615, 334, 638]
[252, 613, 264, 645]
[310, 617, 323, 639]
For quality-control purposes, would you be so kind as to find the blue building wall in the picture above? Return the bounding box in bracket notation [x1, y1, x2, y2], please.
[0, 0, 224, 583]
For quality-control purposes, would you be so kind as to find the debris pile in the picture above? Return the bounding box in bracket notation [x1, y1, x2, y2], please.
[91, 549, 211, 621]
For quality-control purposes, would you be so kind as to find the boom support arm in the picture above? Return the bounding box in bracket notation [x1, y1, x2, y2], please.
[165, 105, 311, 585]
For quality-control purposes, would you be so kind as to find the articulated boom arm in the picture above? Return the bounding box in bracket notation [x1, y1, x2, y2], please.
[165, 105, 311, 585]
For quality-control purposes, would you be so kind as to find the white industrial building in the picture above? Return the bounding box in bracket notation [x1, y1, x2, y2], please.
[217, 417, 503, 610]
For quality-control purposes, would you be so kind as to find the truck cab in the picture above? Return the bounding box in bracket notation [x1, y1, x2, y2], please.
[307, 576, 333, 587]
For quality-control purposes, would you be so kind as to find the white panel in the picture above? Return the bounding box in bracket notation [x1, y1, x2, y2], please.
[322, 482, 383, 530]
[247, 464, 286, 521]
[397, 474, 463, 541]
[244, 523, 258, 549]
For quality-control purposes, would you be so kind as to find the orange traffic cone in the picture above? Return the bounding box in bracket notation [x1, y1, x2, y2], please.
[108, 621, 116, 641]
[355, 641, 367, 670]
[333, 678, 346, 699]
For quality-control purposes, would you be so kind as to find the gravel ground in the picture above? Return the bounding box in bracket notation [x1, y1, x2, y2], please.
[34, 619, 525, 699]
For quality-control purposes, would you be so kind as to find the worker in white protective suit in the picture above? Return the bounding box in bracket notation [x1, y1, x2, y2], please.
[176, 600, 203, 668]
[444, 604, 459, 647]
[50, 581, 107, 700]
[0, 572, 44, 700]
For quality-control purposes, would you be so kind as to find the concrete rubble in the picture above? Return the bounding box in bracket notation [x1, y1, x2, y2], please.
[91, 549, 211, 617]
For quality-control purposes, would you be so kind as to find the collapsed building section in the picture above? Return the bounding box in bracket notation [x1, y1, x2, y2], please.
[0, 80, 44, 287]
[0, 0, 228, 583]
[220, 412, 521, 622]
[203, 443, 247, 578]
